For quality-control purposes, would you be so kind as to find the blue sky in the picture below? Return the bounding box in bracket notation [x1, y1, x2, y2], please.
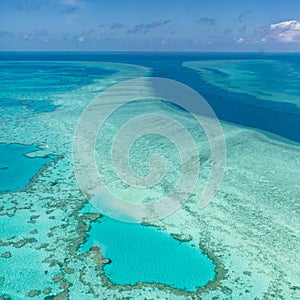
[1, 0, 300, 51]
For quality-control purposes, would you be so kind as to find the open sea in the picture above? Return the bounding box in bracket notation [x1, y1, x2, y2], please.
[0, 52, 299, 299]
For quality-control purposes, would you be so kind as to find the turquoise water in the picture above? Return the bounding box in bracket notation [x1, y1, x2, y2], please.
[81, 214, 215, 291]
[0, 143, 54, 192]
[0, 61, 116, 116]
[0, 98, 56, 113]
[0, 53, 299, 299]
[94, 98, 206, 204]
[0, 59, 218, 296]
[0, 62, 116, 94]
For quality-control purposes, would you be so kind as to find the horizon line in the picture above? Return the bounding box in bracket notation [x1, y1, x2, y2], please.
[1, 50, 300, 54]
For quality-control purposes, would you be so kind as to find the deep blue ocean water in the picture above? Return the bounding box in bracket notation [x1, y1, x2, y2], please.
[1, 52, 299, 142]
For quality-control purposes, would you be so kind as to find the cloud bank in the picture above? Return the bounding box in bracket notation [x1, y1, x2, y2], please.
[269, 20, 300, 43]
[126, 20, 171, 34]
[196, 17, 216, 26]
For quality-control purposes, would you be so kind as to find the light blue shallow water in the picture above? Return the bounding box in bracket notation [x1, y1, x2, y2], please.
[0, 143, 54, 192]
[81, 214, 216, 291]
[1, 54, 299, 298]
[0, 98, 56, 113]
[0, 60, 217, 294]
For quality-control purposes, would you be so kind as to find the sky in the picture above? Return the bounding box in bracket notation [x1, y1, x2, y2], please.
[1, 0, 300, 51]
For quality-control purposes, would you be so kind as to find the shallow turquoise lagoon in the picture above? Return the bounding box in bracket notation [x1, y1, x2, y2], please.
[0, 143, 54, 192]
[81, 214, 215, 291]
[0, 97, 56, 113]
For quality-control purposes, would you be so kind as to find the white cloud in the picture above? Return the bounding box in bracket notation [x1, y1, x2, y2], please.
[270, 20, 300, 30]
[78, 35, 85, 42]
[22, 29, 49, 41]
[236, 37, 245, 43]
[60, 0, 86, 13]
[260, 37, 266, 43]
[269, 20, 300, 43]
[77, 29, 95, 42]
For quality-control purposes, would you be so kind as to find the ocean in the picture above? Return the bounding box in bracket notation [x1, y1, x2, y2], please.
[0, 52, 299, 299]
